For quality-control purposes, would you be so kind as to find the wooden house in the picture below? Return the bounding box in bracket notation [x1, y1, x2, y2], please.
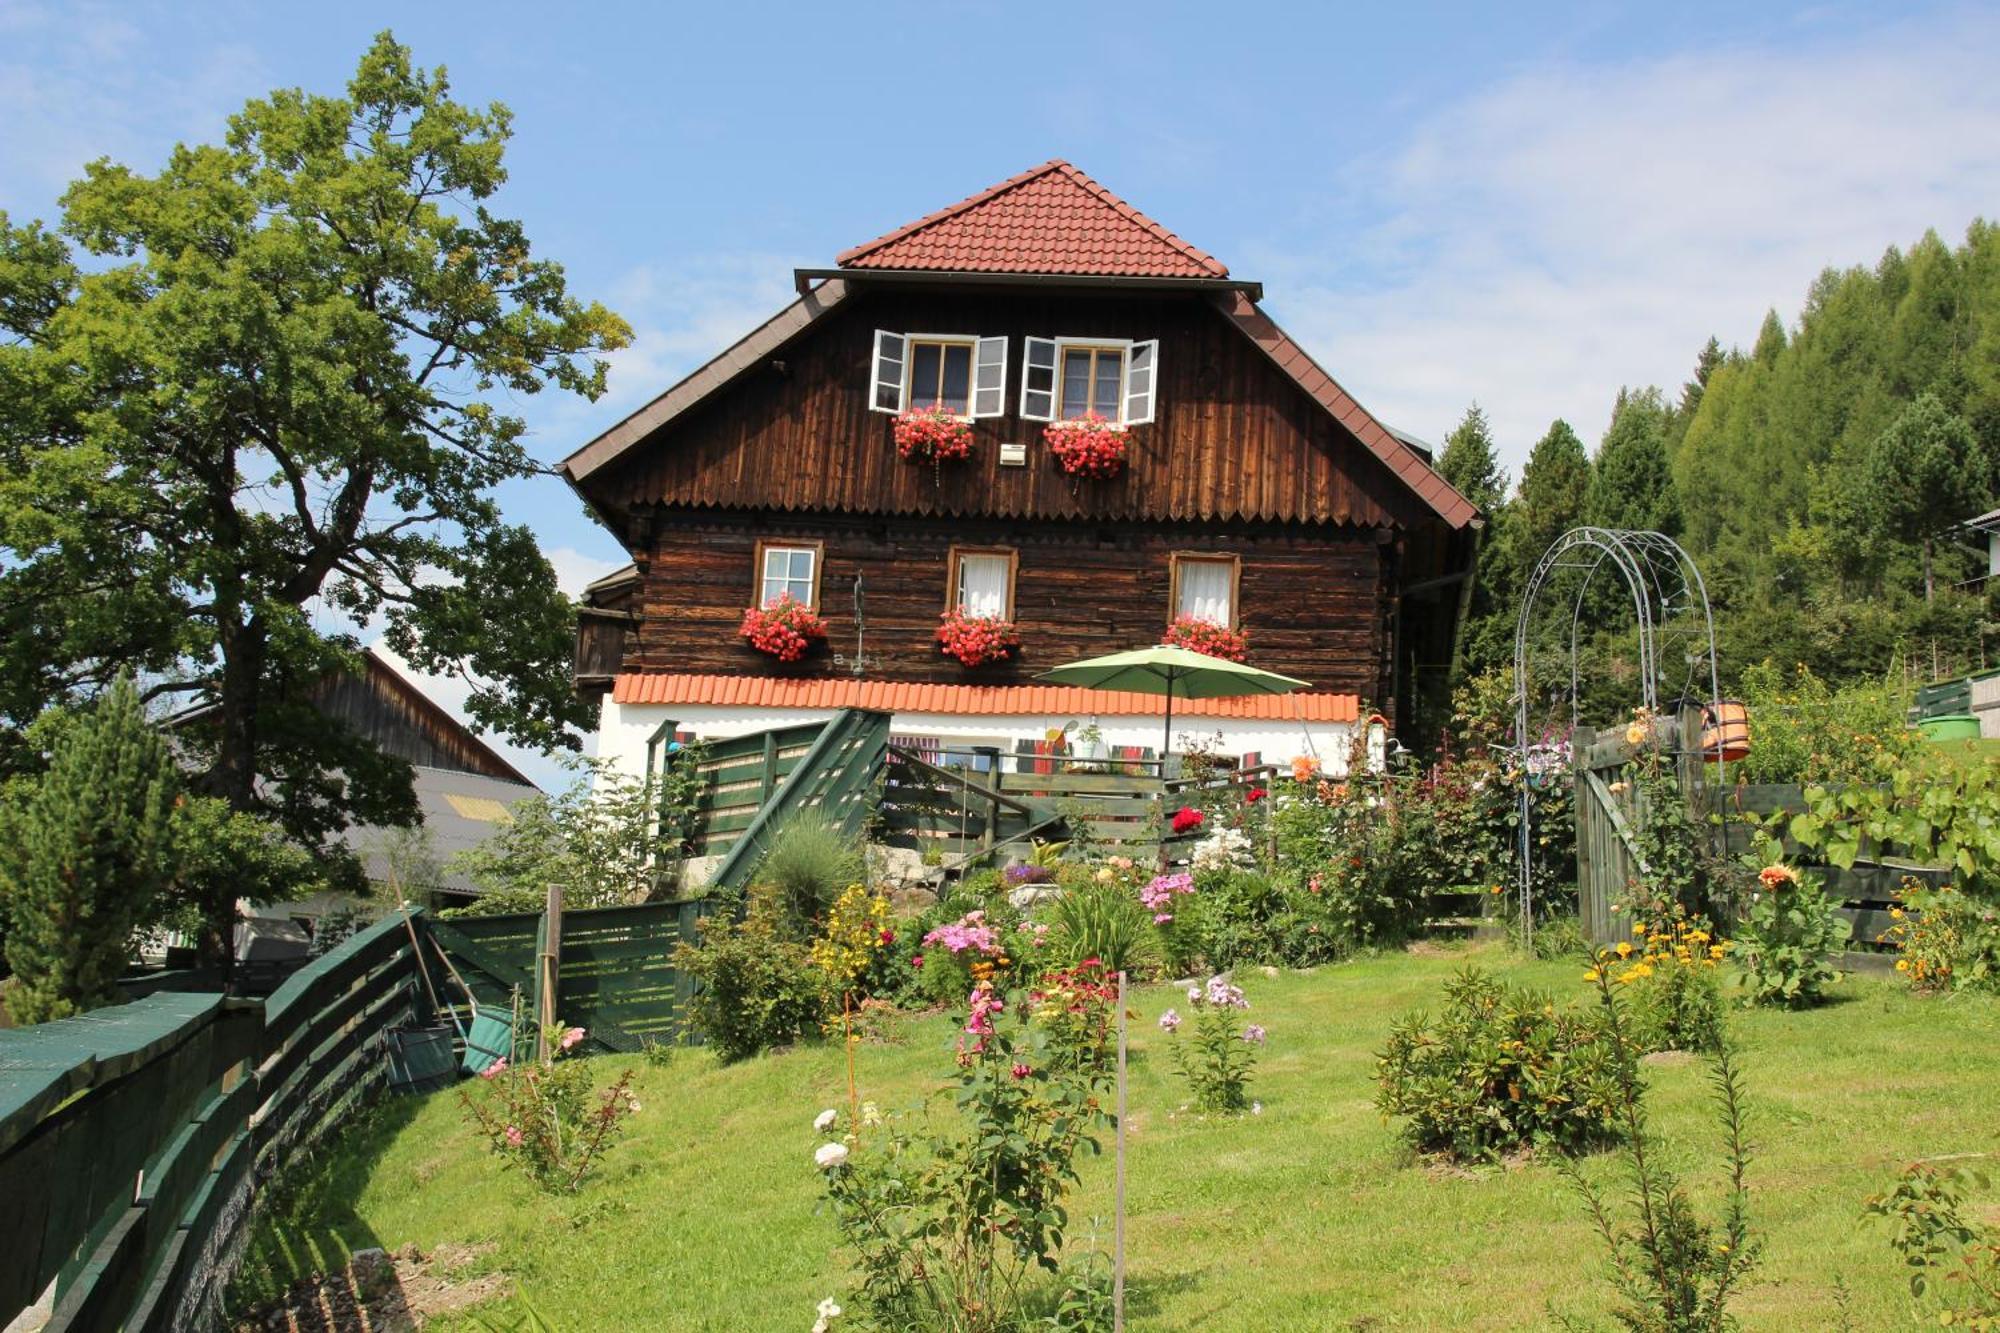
[563, 161, 1482, 776]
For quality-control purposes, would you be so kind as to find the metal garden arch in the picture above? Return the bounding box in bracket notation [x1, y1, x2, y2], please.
[1510, 528, 1723, 945]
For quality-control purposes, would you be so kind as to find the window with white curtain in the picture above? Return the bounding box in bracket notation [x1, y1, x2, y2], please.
[950, 548, 1016, 619]
[1172, 554, 1236, 626]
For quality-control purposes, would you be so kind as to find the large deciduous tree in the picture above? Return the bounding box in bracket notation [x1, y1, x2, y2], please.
[0, 34, 629, 954]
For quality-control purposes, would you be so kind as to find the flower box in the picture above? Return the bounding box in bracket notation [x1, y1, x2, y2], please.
[1043, 412, 1127, 479]
[936, 608, 1020, 668]
[893, 404, 974, 465]
[1161, 615, 1248, 663]
[739, 594, 827, 662]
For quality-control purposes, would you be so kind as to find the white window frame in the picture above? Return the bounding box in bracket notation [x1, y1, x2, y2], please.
[871, 331, 1007, 419]
[1019, 336, 1159, 425]
[945, 545, 1018, 620]
[754, 539, 824, 610]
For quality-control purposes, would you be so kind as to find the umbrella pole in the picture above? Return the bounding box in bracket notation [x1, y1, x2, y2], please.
[1162, 675, 1175, 777]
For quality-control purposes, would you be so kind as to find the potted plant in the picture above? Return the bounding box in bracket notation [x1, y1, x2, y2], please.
[1161, 615, 1248, 663]
[1044, 411, 1127, 479]
[739, 594, 828, 662]
[894, 404, 974, 466]
[936, 607, 1020, 668]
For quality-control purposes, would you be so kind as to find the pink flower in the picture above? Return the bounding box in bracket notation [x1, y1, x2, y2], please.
[910, 953, 925, 970]
[1154, 912, 1174, 924]
[560, 1026, 586, 1051]
[878, 928, 895, 947]
[1159, 1009, 1181, 1033]
[1011, 1062, 1032, 1080]
[480, 1057, 508, 1080]
[504, 1125, 523, 1148]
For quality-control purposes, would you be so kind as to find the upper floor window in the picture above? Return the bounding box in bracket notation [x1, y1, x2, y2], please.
[755, 539, 823, 609]
[948, 546, 1017, 619]
[1021, 337, 1157, 425]
[870, 331, 1008, 418]
[1169, 552, 1238, 628]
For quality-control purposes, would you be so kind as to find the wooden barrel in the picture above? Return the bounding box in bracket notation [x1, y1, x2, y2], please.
[1699, 700, 1750, 761]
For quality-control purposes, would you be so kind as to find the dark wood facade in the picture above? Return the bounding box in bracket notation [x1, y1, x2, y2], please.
[313, 652, 534, 785]
[570, 281, 1479, 726]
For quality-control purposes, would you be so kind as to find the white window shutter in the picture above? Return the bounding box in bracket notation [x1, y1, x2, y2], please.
[1124, 339, 1158, 425]
[1020, 337, 1057, 421]
[870, 331, 906, 414]
[971, 336, 1008, 418]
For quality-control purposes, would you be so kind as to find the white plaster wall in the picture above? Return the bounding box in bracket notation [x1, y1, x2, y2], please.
[595, 695, 1357, 784]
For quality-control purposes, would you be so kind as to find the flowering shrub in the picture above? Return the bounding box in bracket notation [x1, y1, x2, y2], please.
[809, 883, 894, 1000]
[1189, 825, 1254, 875]
[892, 403, 974, 464]
[1160, 974, 1264, 1113]
[673, 900, 829, 1061]
[1731, 861, 1848, 1007]
[738, 593, 827, 662]
[1138, 870, 1194, 924]
[1732, 660, 1918, 784]
[936, 608, 1020, 667]
[1044, 412, 1128, 478]
[1591, 927, 1727, 1054]
[1029, 958, 1119, 1075]
[1169, 806, 1205, 836]
[1160, 614, 1249, 662]
[1376, 967, 1624, 1160]
[457, 1023, 638, 1193]
[1883, 880, 2000, 993]
[816, 981, 1113, 1330]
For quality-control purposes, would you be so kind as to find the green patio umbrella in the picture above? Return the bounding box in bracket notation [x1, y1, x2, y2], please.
[1035, 644, 1311, 765]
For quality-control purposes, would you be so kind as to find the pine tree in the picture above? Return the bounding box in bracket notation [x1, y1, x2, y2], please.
[1438, 403, 1507, 510]
[1589, 388, 1681, 535]
[0, 677, 179, 1023]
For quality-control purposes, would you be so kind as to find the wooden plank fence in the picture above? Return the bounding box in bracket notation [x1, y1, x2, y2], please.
[0, 911, 424, 1333]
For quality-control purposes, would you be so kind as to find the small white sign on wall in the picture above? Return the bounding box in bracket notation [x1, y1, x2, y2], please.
[999, 443, 1028, 467]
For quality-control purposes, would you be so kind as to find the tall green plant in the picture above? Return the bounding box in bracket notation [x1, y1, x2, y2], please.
[1047, 876, 1158, 978]
[0, 677, 177, 1022]
[755, 806, 864, 933]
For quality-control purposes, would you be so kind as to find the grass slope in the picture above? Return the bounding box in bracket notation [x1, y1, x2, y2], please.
[234, 945, 2000, 1330]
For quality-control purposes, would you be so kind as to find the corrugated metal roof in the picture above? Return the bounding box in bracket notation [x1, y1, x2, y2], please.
[340, 765, 541, 895]
[836, 160, 1229, 279]
[611, 674, 1359, 722]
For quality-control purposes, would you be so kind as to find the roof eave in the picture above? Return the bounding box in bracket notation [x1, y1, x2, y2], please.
[795, 267, 1261, 301]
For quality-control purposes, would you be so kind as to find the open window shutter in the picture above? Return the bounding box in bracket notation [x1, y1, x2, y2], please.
[1124, 339, 1158, 425]
[1020, 337, 1057, 421]
[870, 331, 906, 414]
[971, 336, 1008, 418]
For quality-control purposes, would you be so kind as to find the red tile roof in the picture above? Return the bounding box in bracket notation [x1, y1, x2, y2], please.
[836, 160, 1229, 279]
[612, 674, 1358, 723]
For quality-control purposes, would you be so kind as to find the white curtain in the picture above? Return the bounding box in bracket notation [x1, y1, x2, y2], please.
[1177, 560, 1232, 624]
[958, 554, 1010, 617]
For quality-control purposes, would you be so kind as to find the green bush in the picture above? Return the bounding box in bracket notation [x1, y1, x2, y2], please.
[1732, 863, 1849, 1007]
[1732, 660, 1918, 785]
[672, 897, 829, 1061]
[1625, 954, 1728, 1054]
[1376, 967, 1625, 1161]
[755, 808, 864, 933]
[1046, 876, 1159, 980]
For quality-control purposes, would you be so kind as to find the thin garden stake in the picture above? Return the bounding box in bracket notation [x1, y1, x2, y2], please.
[1114, 968, 1128, 1332]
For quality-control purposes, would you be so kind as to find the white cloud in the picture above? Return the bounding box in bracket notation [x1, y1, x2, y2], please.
[1255, 12, 2000, 472]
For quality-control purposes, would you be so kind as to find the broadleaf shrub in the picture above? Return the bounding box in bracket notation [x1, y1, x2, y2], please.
[1376, 967, 1624, 1161]
[673, 897, 829, 1060]
[1731, 861, 1848, 1007]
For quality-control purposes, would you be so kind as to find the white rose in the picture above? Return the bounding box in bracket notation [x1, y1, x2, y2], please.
[813, 1108, 838, 1132]
[817, 1297, 843, 1318]
[814, 1141, 850, 1170]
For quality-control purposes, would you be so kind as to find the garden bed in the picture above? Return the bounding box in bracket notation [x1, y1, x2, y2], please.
[230, 944, 2000, 1330]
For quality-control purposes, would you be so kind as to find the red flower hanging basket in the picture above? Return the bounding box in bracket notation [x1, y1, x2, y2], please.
[739, 594, 827, 663]
[936, 608, 1021, 668]
[1044, 412, 1128, 479]
[1161, 615, 1249, 663]
[893, 404, 975, 465]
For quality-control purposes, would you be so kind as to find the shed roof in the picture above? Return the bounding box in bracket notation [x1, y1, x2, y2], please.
[836, 160, 1229, 279]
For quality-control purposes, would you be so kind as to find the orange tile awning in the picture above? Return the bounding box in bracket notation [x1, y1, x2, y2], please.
[611, 674, 1358, 723]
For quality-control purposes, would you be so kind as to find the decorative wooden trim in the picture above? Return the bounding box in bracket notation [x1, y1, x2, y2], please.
[752, 537, 825, 611]
[1166, 552, 1241, 630]
[945, 545, 1019, 620]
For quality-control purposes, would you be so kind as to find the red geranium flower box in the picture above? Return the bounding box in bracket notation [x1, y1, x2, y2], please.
[1161, 615, 1249, 663]
[1044, 412, 1128, 479]
[936, 608, 1020, 668]
[739, 594, 827, 662]
[894, 404, 975, 464]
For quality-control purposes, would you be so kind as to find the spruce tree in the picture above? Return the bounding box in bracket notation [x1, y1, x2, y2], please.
[1863, 392, 1990, 601]
[1589, 388, 1681, 535]
[1438, 403, 1507, 510]
[0, 677, 179, 1023]
[1516, 419, 1594, 564]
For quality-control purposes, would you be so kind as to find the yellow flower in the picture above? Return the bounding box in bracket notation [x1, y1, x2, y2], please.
[1615, 941, 1634, 958]
[1890, 907, 1905, 920]
[1709, 945, 1726, 959]
[1895, 959, 1910, 972]
[1583, 969, 1601, 983]
[1625, 722, 1647, 745]
[1632, 923, 1647, 936]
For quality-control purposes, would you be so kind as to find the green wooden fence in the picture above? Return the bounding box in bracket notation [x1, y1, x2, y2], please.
[431, 898, 705, 1053]
[0, 911, 424, 1333]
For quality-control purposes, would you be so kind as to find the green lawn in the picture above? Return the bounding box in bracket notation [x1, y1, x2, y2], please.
[234, 945, 2000, 1330]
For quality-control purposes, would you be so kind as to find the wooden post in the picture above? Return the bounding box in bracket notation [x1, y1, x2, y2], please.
[536, 880, 564, 1064]
[1573, 725, 1598, 943]
[760, 729, 778, 804]
[1113, 969, 1128, 1333]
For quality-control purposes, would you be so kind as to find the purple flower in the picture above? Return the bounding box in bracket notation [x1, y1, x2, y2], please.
[1158, 1008, 1181, 1033]
[1242, 1024, 1267, 1044]
[1153, 912, 1174, 924]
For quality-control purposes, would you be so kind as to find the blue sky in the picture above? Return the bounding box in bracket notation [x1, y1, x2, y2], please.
[5, 0, 1998, 785]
